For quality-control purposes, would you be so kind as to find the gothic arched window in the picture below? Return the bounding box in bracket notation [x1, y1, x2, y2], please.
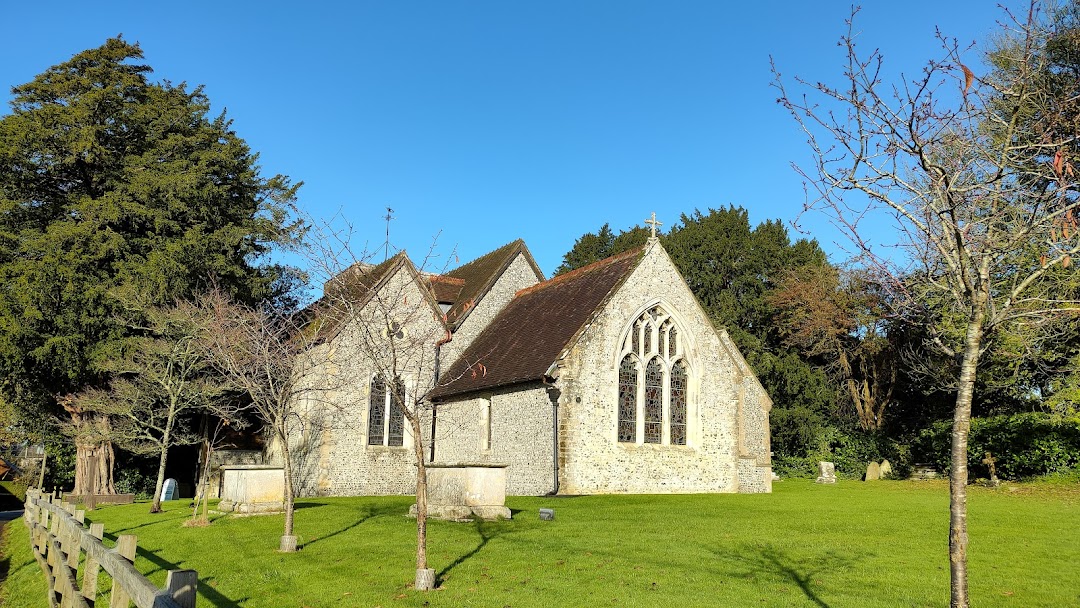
[616, 305, 692, 446]
[368, 374, 406, 447]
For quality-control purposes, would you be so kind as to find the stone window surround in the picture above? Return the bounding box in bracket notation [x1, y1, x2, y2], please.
[366, 374, 413, 450]
[614, 301, 697, 448]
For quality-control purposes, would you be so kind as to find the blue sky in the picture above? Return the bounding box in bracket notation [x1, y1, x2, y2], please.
[2, 1, 1007, 278]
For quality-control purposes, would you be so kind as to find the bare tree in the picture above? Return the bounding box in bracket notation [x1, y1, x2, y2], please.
[306, 225, 469, 591]
[75, 303, 220, 513]
[188, 409, 250, 526]
[196, 288, 339, 552]
[773, 4, 1080, 606]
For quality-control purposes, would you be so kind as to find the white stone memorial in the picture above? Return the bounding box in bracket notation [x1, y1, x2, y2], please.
[411, 463, 511, 521]
[218, 465, 285, 514]
[162, 477, 179, 500]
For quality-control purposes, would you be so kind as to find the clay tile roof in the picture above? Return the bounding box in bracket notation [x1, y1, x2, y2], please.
[430, 246, 646, 400]
[443, 239, 544, 328]
[428, 275, 465, 303]
[306, 252, 440, 344]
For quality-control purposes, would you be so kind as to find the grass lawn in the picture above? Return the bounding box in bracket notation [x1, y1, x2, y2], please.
[1, 480, 1078, 607]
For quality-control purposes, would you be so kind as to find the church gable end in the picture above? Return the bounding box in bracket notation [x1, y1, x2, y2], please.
[552, 240, 772, 495]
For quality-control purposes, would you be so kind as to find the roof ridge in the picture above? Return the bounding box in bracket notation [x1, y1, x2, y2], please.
[429, 275, 466, 285]
[515, 246, 645, 298]
[446, 239, 523, 276]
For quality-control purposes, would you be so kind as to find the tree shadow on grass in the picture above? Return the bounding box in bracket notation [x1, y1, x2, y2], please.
[101, 531, 248, 608]
[709, 542, 858, 608]
[298, 502, 401, 550]
[436, 516, 507, 586]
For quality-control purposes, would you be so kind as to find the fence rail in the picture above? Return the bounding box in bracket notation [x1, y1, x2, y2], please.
[23, 488, 197, 608]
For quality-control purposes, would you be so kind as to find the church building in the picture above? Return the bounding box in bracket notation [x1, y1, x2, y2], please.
[287, 228, 773, 497]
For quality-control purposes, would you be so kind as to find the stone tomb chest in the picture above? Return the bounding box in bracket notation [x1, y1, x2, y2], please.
[411, 463, 511, 521]
[218, 464, 285, 514]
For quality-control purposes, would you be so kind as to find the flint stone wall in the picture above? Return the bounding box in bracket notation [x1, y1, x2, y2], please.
[553, 243, 772, 494]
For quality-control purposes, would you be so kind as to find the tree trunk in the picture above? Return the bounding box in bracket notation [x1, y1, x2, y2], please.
[410, 413, 433, 590]
[150, 444, 169, 513]
[279, 427, 297, 552]
[150, 416, 175, 513]
[73, 439, 116, 496]
[950, 316, 984, 608]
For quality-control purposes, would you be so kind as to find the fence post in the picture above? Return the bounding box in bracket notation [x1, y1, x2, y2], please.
[165, 570, 199, 608]
[65, 518, 81, 569]
[82, 523, 104, 603]
[110, 535, 137, 608]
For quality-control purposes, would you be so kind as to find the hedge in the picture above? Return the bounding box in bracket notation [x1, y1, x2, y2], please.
[914, 412, 1080, 479]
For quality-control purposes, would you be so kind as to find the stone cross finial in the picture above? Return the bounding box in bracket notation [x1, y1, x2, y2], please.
[645, 212, 662, 240]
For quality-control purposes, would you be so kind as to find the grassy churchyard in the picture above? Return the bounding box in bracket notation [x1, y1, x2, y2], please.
[2, 481, 1078, 607]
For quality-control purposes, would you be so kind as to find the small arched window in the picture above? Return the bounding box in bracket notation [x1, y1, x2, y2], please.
[616, 305, 692, 446]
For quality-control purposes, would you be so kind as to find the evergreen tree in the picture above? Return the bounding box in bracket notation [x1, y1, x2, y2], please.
[0, 38, 303, 492]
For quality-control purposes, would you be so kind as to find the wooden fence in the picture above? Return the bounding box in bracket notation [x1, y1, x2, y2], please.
[23, 488, 197, 608]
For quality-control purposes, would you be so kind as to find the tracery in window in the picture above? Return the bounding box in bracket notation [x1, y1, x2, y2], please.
[618, 355, 638, 443]
[616, 305, 692, 446]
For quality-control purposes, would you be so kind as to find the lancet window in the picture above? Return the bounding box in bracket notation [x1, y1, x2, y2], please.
[617, 305, 691, 446]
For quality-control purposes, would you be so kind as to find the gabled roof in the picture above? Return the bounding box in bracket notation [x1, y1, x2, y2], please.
[430, 246, 646, 400]
[307, 251, 445, 345]
[441, 239, 545, 329]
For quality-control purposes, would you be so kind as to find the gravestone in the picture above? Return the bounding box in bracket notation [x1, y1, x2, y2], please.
[162, 478, 179, 500]
[879, 460, 892, 478]
[815, 461, 837, 484]
[539, 508, 555, 521]
[865, 461, 881, 481]
[909, 463, 940, 480]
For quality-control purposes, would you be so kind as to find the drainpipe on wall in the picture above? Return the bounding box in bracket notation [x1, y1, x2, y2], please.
[429, 339, 449, 463]
[544, 381, 561, 495]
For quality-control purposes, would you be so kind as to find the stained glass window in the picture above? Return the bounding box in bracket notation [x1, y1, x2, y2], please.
[644, 357, 664, 443]
[670, 361, 687, 445]
[631, 322, 640, 354]
[367, 375, 386, 445]
[388, 377, 405, 446]
[618, 355, 637, 442]
[668, 326, 678, 358]
[643, 323, 652, 354]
